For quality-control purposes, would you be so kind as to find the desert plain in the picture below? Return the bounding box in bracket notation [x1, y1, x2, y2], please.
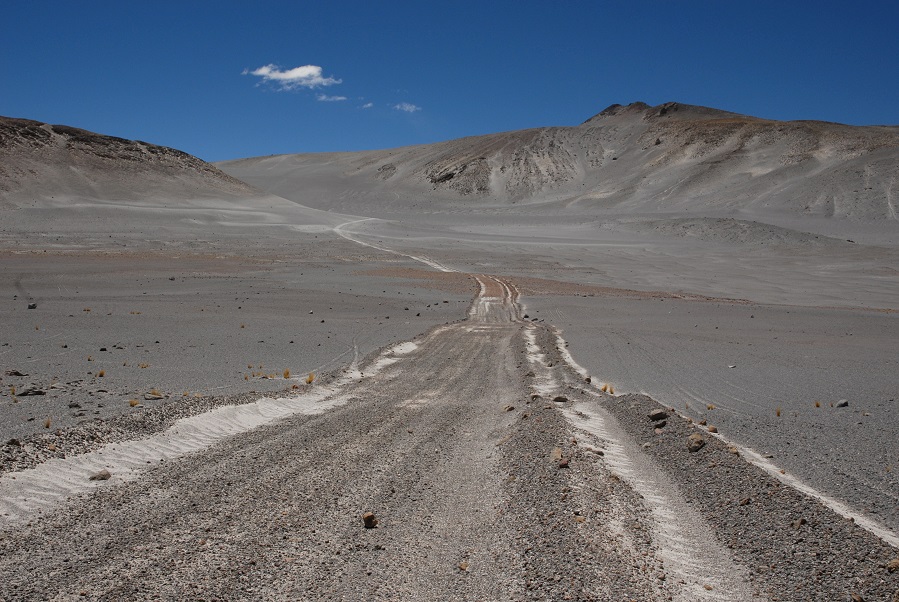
[0, 103, 897, 600]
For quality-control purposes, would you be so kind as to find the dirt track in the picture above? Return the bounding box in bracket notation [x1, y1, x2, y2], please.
[1, 276, 897, 601]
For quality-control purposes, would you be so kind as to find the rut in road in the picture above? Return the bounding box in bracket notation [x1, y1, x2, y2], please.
[0, 275, 757, 601]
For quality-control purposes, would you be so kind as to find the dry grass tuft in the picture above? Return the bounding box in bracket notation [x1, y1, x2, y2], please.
[706, 404, 715, 411]
[83, 308, 91, 312]
[608, 384, 615, 395]
[9, 386, 15, 396]
[248, 364, 253, 369]
[600, 384, 608, 393]
[87, 355, 93, 362]
[129, 311, 141, 315]
[775, 406, 782, 417]
[292, 384, 299, 390]
[814, 401, 821, 408]
[43, 417, 52, 429]
[98, 370, 105, 377]
[139, 363, 149, 369]
[244, 374, 249, 381]
[150, 388, 160, 396]
[306, 372, 315, 384]
[240, 324, 245, 329]
[129, 399, 139, 407]
[283, 369, 291, 379]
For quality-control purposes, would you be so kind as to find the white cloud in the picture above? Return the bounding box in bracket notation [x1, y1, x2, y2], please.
[361, 102, 374, 109]
[394, 102, 421, 113]
[316, 94, 347, 102]
[245, 64, 341, 90]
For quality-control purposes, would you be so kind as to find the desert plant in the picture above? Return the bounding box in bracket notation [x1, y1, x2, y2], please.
[283, 369, 291, 379]
[150, 388, 160, 396]
[98, 370, 105, 377]
[600, 384, 608, 392]
[43, 417, 52, 429]
[814, 401, 821, 408]
[706, 404, 715, 411]
[306, 372, 315, 384]
[775, 407, 782, 417]
[608, 385, 615, 394]
[129, 399, 139, 407]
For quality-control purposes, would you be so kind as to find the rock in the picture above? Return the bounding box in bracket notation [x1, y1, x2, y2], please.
[558, 458, 569, 469]
[5, 370, 28, 376]
[739, 497, 751, 506]
[648, 409, 668, 422]
[836, 399, 849, 408]
[89, 469, 111, 481]
[552, 395, 569, 403]
[18, 384, 46, 396]
[68, 402, 81, 409]
[698, 419, 707, 426]
[27, 303, 37, 309]
[503, 405, 515, 412]
[850, 594, 864, 602]
[144, 392, 165, 400]
[362, 512, 378, 529]
[550, 447, 563, 461]
[530, 394, 542, 401]
[458, 561, 470, 571]
[792, 518, 807, 529]
[5, 438, 21, 447]
[687, 434, 706, 452]
[707, 425, 718, 433]
[584, 376, 591, 383]
[653, 420, 667, 429]
[886, 558, 899, 573]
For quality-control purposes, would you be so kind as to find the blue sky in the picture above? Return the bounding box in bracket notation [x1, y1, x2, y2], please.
[2, 1, 897, 161]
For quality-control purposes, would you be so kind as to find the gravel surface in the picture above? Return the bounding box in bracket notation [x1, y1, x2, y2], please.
[3, 276, 895, 600]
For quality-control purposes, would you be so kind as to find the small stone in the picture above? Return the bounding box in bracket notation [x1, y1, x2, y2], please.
[552, 395, 568, 403]
[653, 420, 667, 429]
[836, 399, 849, 408]
[707, 425, 718, 433]
[68, 402, 81, 409]
[503, 405, 515, 412]
[850, 594, 864, 602]
[362, 512, 378, 529]
[558, 458, 569, 469]
[5, 438, 21, 447]
[698, 419, 707, 426]
[584, 376, 591, 383]
[648, 409, 668, 422]
[792, 518, 807, 529]
[687, 434, 706, 453]
[89, 469, 111, 481]
[18, 384, 46, 396]
[5, 370, 28, 377]
[458, 561, 469, 571]
[27, 303, 37, 309]
[739, 497, 751, 506]
[886, 558, 899, 573]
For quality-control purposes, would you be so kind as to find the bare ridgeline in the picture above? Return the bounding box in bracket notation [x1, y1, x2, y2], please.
[1, 104, 898, 600]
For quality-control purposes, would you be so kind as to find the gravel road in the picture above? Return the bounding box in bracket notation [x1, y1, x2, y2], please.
[1, 276, 897, 601]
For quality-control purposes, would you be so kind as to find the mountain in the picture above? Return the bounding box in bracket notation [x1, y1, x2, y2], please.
[219, 102, 899, 229]
[0, 116, 350, 249]
[0, 116, 255, 205]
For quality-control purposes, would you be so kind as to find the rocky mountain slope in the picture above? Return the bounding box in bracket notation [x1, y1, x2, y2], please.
[221, 102, 899, 227]
[0, 116, 256, 206]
